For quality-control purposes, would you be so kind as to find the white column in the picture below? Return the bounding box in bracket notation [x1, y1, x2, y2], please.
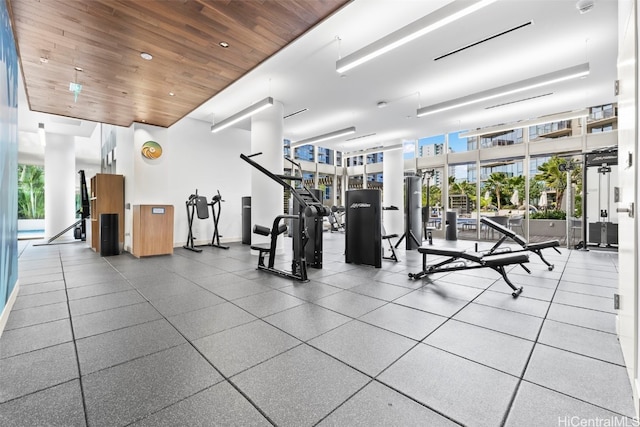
[44, 133, 76, 240]
[251, 101, 284, 246]
[383, 146, 404, 236]
[363, 161, 368, 189]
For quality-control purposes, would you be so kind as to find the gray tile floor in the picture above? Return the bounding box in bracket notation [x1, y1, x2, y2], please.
[0, 234, 635, 426]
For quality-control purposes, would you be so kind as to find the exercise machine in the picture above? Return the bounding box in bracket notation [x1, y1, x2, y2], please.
[382, 206, 399, 262]
[328, 205, 346, 232]
[583, 149, 618, 249]
[345, 189, 382, 268]
[292, 188, 323, 268]
[183, 190, 209, 252]
[240, 152, 329, 282]
[206, 190, 229, 249]
[480, 216, 561, 270]
[408, 248, 529, 297]
[408, 215, 562, 297]
[422, 169, 437, 245]
[183, 189, 230, 252]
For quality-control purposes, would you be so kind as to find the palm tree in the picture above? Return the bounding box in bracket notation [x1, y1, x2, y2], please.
[506, 175, 525, 207]
[484, 172, 508, 210]
[528, 178, 543, 203]
[535, 156, 581, 211]
[422, 184, 442, 207]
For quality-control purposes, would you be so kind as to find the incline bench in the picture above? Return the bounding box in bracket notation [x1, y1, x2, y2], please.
[480, 217, 561, 271]
[408, 247, 529, 297]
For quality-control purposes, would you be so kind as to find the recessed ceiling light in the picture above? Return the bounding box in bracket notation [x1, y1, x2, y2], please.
[74, 66, 83, 72]
[219, 41, 229, 48]
[169, 92, 175, 96]
[39, 57, 48, 63]
[576, 0, 594, 13]
[140, 52, 153, 60]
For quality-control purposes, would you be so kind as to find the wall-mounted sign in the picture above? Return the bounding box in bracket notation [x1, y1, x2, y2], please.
[141, 141, 162, 159]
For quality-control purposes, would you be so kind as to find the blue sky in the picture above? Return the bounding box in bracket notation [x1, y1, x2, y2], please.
[404, 131, 469, 159]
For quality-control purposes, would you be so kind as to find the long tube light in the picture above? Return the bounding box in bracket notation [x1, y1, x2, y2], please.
[417, 63, 590, 117]
[211, 97, 274, 133]
[290, 126, 356, 148]
[336, 0, 497, 74]
[459, 109, 589, 138]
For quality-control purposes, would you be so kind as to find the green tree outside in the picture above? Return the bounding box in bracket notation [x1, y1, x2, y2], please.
[534, 156, 582, 212]
[17, 164, 45, 219]
[484, 172, 508, 210]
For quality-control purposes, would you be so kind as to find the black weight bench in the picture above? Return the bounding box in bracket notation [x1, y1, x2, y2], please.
[408, 247, 530, 297]
[480, 217, 561, 271]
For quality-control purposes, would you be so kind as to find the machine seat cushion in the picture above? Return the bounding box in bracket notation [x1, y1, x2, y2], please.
[526, 240, 560, 250]
[250, 244, 271, 252]
[383, 233, 399, 239]
[482, 253, 529, 267]
[418, 247, 465, 257]
[510, 234, 528, 246]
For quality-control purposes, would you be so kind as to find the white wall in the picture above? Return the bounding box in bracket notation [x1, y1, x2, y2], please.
[616, 0, 639, 415]
[168, 117, 251, 247]
[110, 125, 133, 250]
[43, 133, 76, 239]
[383, 146, 404, 236]
[132, 124, 171, 203]
[76, 134, 101, 181]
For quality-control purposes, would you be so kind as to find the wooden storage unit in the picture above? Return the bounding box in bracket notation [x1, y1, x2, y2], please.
[132, 205, 174, 257]
[90, 174, 124, 253]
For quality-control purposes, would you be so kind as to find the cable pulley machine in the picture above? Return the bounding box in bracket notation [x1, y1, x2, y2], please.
[240, 152, 330, 282]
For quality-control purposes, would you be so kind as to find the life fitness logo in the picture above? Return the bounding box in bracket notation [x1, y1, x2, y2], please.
[350, 203, 371, 209]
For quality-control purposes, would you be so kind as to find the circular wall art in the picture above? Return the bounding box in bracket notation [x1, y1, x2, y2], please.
[141, 141, 162, 159]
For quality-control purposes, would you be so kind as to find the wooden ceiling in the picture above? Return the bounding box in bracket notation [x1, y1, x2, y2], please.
[8, 0, 349, 128]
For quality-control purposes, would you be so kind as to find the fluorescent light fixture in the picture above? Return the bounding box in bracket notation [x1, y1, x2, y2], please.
[336, 0, 497, 73]
[460, 109, 589, 138]
[417, 63, 590, 117]
[343, 144, 403, 158]
[211, 97, 274, 133]
[290, 126, 356, 148]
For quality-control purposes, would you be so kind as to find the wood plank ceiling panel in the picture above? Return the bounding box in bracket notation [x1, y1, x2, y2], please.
[7, 0, 349, 128]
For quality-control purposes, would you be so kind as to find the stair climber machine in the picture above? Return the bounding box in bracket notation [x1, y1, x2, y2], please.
[240, 152, 330, 282]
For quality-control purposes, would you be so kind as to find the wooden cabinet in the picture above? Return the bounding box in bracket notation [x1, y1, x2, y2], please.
[89, 174, 124, 253]
[132, 205, 174, 257]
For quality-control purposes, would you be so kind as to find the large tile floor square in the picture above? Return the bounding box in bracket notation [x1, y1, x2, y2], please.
[379, 343, 519, 426]
[232, 344, 369, 426]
